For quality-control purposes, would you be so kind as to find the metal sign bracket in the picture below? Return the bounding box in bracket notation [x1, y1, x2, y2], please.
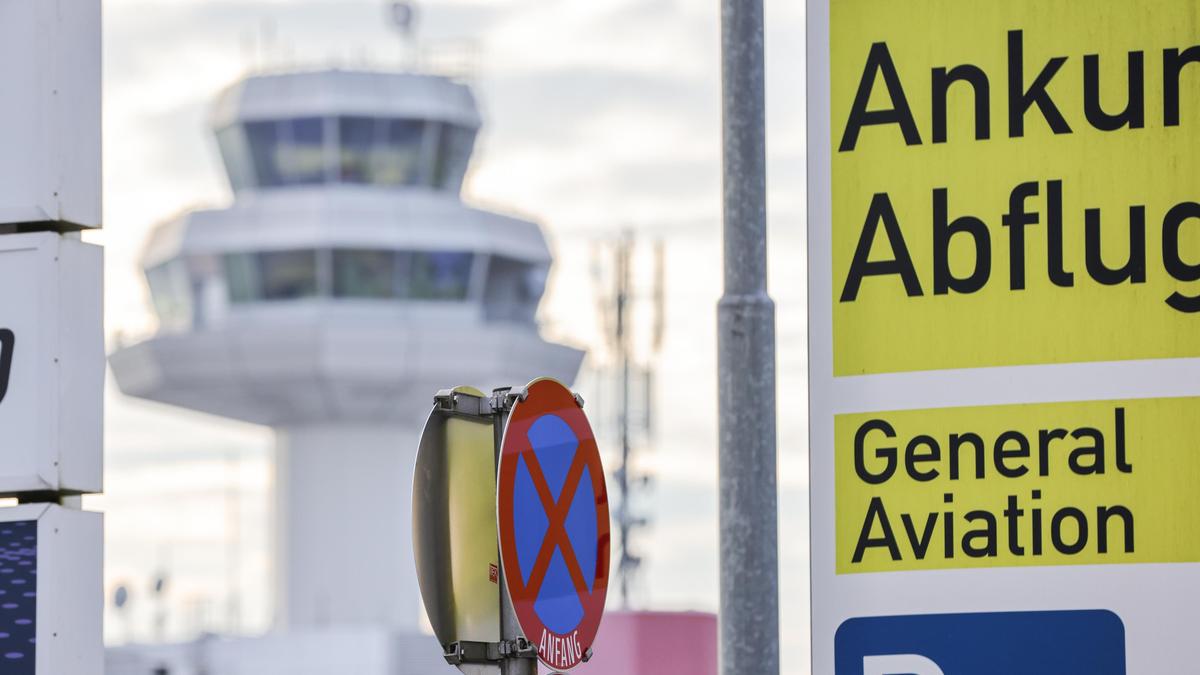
[442, 637, 538, 666]
[488, 386, 527, 415]
[434, 388, 493, 418]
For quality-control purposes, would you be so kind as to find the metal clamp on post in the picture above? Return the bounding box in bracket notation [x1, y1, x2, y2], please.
[443, 638, 537, 666]
[489, 385, 528, 416]
[489, 387, 511, 415]
[434, 388, 491, 418]
[499, 636, 538, 660]
[443, 641, 497, 665]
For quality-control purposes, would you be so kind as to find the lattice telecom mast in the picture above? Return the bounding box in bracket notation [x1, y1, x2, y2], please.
[592, 231, 665, 608]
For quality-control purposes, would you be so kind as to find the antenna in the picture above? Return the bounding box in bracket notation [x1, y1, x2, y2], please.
[259, 18, 277, 72]
[386, 1, 420, 68]
[113, 584, 133, 644]
[389, 1, 417, 34]
[152, 571, 169, 642]
[591, 230, 666, 609]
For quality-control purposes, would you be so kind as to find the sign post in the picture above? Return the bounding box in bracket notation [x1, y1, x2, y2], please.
[809, 1, 1200, 673]
[719, 0, 779, 673]
[414, 379, 610, 674]
[492, 393, 535, 675]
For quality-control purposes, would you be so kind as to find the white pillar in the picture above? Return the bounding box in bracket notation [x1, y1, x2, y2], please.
[274, 424, 421, 632]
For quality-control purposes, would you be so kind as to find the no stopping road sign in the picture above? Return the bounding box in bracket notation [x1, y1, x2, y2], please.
[497, 378, 610, 671]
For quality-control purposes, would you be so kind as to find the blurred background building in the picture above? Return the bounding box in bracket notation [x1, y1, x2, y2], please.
[106, 55, 589, 674]
[89, 0, 814, 671]
[98, 4, 724, 672]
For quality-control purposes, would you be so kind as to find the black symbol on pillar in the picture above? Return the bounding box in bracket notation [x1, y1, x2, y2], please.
[0, 329, 13, 405]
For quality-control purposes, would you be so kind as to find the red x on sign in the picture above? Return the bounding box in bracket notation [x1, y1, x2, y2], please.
[521, 445, 595, 595]
[498, 378, 610, 671]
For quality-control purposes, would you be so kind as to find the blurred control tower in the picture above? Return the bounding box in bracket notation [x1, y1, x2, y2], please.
[108, 66, 584, 645]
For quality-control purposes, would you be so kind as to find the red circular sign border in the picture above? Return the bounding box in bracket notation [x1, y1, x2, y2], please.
[496, 378, 611, 671]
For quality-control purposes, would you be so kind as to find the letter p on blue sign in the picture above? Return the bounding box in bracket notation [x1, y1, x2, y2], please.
[835, 610, 1126, 675]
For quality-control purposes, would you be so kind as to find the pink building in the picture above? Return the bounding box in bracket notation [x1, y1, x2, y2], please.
[557, 611, 718, 675]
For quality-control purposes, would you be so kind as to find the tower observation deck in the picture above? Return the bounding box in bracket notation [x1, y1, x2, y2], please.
[109, 68, 584, 635]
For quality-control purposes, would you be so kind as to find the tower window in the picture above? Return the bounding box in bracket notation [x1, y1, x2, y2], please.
[244, 117, 326, 187]
[224, 250, 319, 302]
[145, 259, 193, 329]
[223, 249, 476, 303]
[338, 117, 426, 186]
[433, 124, 475, 191]
[332, 249, 400, 299]
[217, 116, 476, 191]
[409, 251, 473, 300]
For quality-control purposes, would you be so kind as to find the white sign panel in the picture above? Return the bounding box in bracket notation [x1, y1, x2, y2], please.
[0, 0, 100, 229]
[808, 1, 1200, 673]
[0, 233, 102, 494]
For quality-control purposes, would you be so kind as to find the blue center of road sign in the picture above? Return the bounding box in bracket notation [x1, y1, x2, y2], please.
[512, 414, 598, 635]
[835, 610, 1126, 675]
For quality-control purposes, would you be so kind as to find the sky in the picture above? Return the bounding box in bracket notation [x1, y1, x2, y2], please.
[85, 0, 810, 671]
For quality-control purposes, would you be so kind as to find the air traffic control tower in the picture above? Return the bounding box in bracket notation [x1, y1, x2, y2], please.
[109, 68, 584, 642]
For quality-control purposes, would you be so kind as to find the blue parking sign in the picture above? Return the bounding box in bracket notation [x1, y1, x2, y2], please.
[835, 610, 1126, 675]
